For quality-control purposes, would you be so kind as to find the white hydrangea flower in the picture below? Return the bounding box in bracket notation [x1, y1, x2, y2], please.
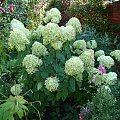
[60, 25, 76, 43]
[10, 84, 22, 95]
[97, 55, 114, 69]
[42, 23, 62, 45]
[51, 41, 63, 50]
[23, 54, 42, 74]
[45, 77, 59, 92]
[35, 25, 44, 39]
[110, 50, 120, 62]
[11, 19, 30, 38]
[32, 41, 48, 57]
[87, 40, 97, 49]
[66, 17, 82, 34]
[95, 50, 105, 58]
[80, 49, 94, 72]
[11, 19, 25, 30]
[73, 40, 86, 50]
[65, 56, 84, 76]
[102, 72, 117, 85]
[44, 8, 61, 24]
[9, 28, 30, 51]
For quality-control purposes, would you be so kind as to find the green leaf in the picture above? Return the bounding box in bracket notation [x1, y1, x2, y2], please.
[69, 79, 76, 92]
[62, 89, 68, 101]
[56, 51, 65, 63]
[56, 91, 62, 100]
[17, 109, 24, 119]
[37, 82, 43, 91]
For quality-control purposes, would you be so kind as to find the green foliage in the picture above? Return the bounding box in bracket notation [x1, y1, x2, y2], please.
[87, 85, 120, 120]
[0, 95, 28, 120]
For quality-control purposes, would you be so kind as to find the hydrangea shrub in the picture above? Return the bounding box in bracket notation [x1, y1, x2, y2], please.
[4, 8, 119, 119]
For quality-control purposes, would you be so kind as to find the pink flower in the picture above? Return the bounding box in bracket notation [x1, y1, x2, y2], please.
[34, 5, 39, 16]
[0, 7, 5, 13]
[98, 65, 106, 74]
[8, 4, 15, 13]
[79, 113, 84, 120]
[40, 2, 46, 8]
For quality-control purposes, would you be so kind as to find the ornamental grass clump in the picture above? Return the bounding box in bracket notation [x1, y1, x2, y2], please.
[45, 77, 59, 92]
[23, 54, 42, 74]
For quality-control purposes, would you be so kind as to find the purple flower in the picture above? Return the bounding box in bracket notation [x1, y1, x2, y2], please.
[8, 4, 15, 13]
[0, 7, 5, 13]
[98, 65, 106, 74]
[34, 5, 39, 16]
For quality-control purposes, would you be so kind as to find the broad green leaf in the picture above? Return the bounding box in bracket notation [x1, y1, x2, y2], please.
[17, 109, 24, 119]
[69, 79, 76, 92]
[37, 82, 43, 91]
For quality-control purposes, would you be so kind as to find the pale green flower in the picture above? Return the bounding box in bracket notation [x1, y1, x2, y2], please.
[60, 25, 76, 43]
[10, 84, 22, 95]
[9, 28, 30, 51]
[32, 41, 48, 57]
[95, 50, 105, 58]
[44, 8, 61, 24]
[66, 17, 82, 34]
[87, 40, 97, 49]
[23, 54, 42, 74]
[73, 40, 86, 50]
[80, 49, 94, 72]
[51, 41, 63, 50]
[42, 23, 62, 45]
[102, 72, 117, 85]
[35, 25, 44, 39]
[97, 55, 114, 69]
[110, 50, 120, 62]
[11, 19, 30, 38]
[65, 56, 84, 76]
[45, 77, 59, 92]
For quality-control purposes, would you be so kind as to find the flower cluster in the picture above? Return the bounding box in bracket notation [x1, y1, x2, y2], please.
[87, 40, 97, 49]
[97, 55, 114, 69]
[60, 25, 76, 42]
[102, 72, 117, 85]
[23, 54, 43, 74]
[65, 56, 84, 76]
[43, 8, 61, 24]
[11, 19, 30, 38]
[80, 49, 94, 72]
[110, 50, 120, 62]
[45, 77, 59, 92]
[73, 40, 86, 50]
[32, 41, 48, 57]
[95, 50, 105, 58]
[10, 84, 22, 96]
[66, 17, 82, 34]
[0, 4, 15, 14]
[42, 23, 62, 50]
[9, 28, 30, 51]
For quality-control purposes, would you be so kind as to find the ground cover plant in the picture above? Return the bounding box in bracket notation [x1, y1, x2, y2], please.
[0, 3, 120, 120]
